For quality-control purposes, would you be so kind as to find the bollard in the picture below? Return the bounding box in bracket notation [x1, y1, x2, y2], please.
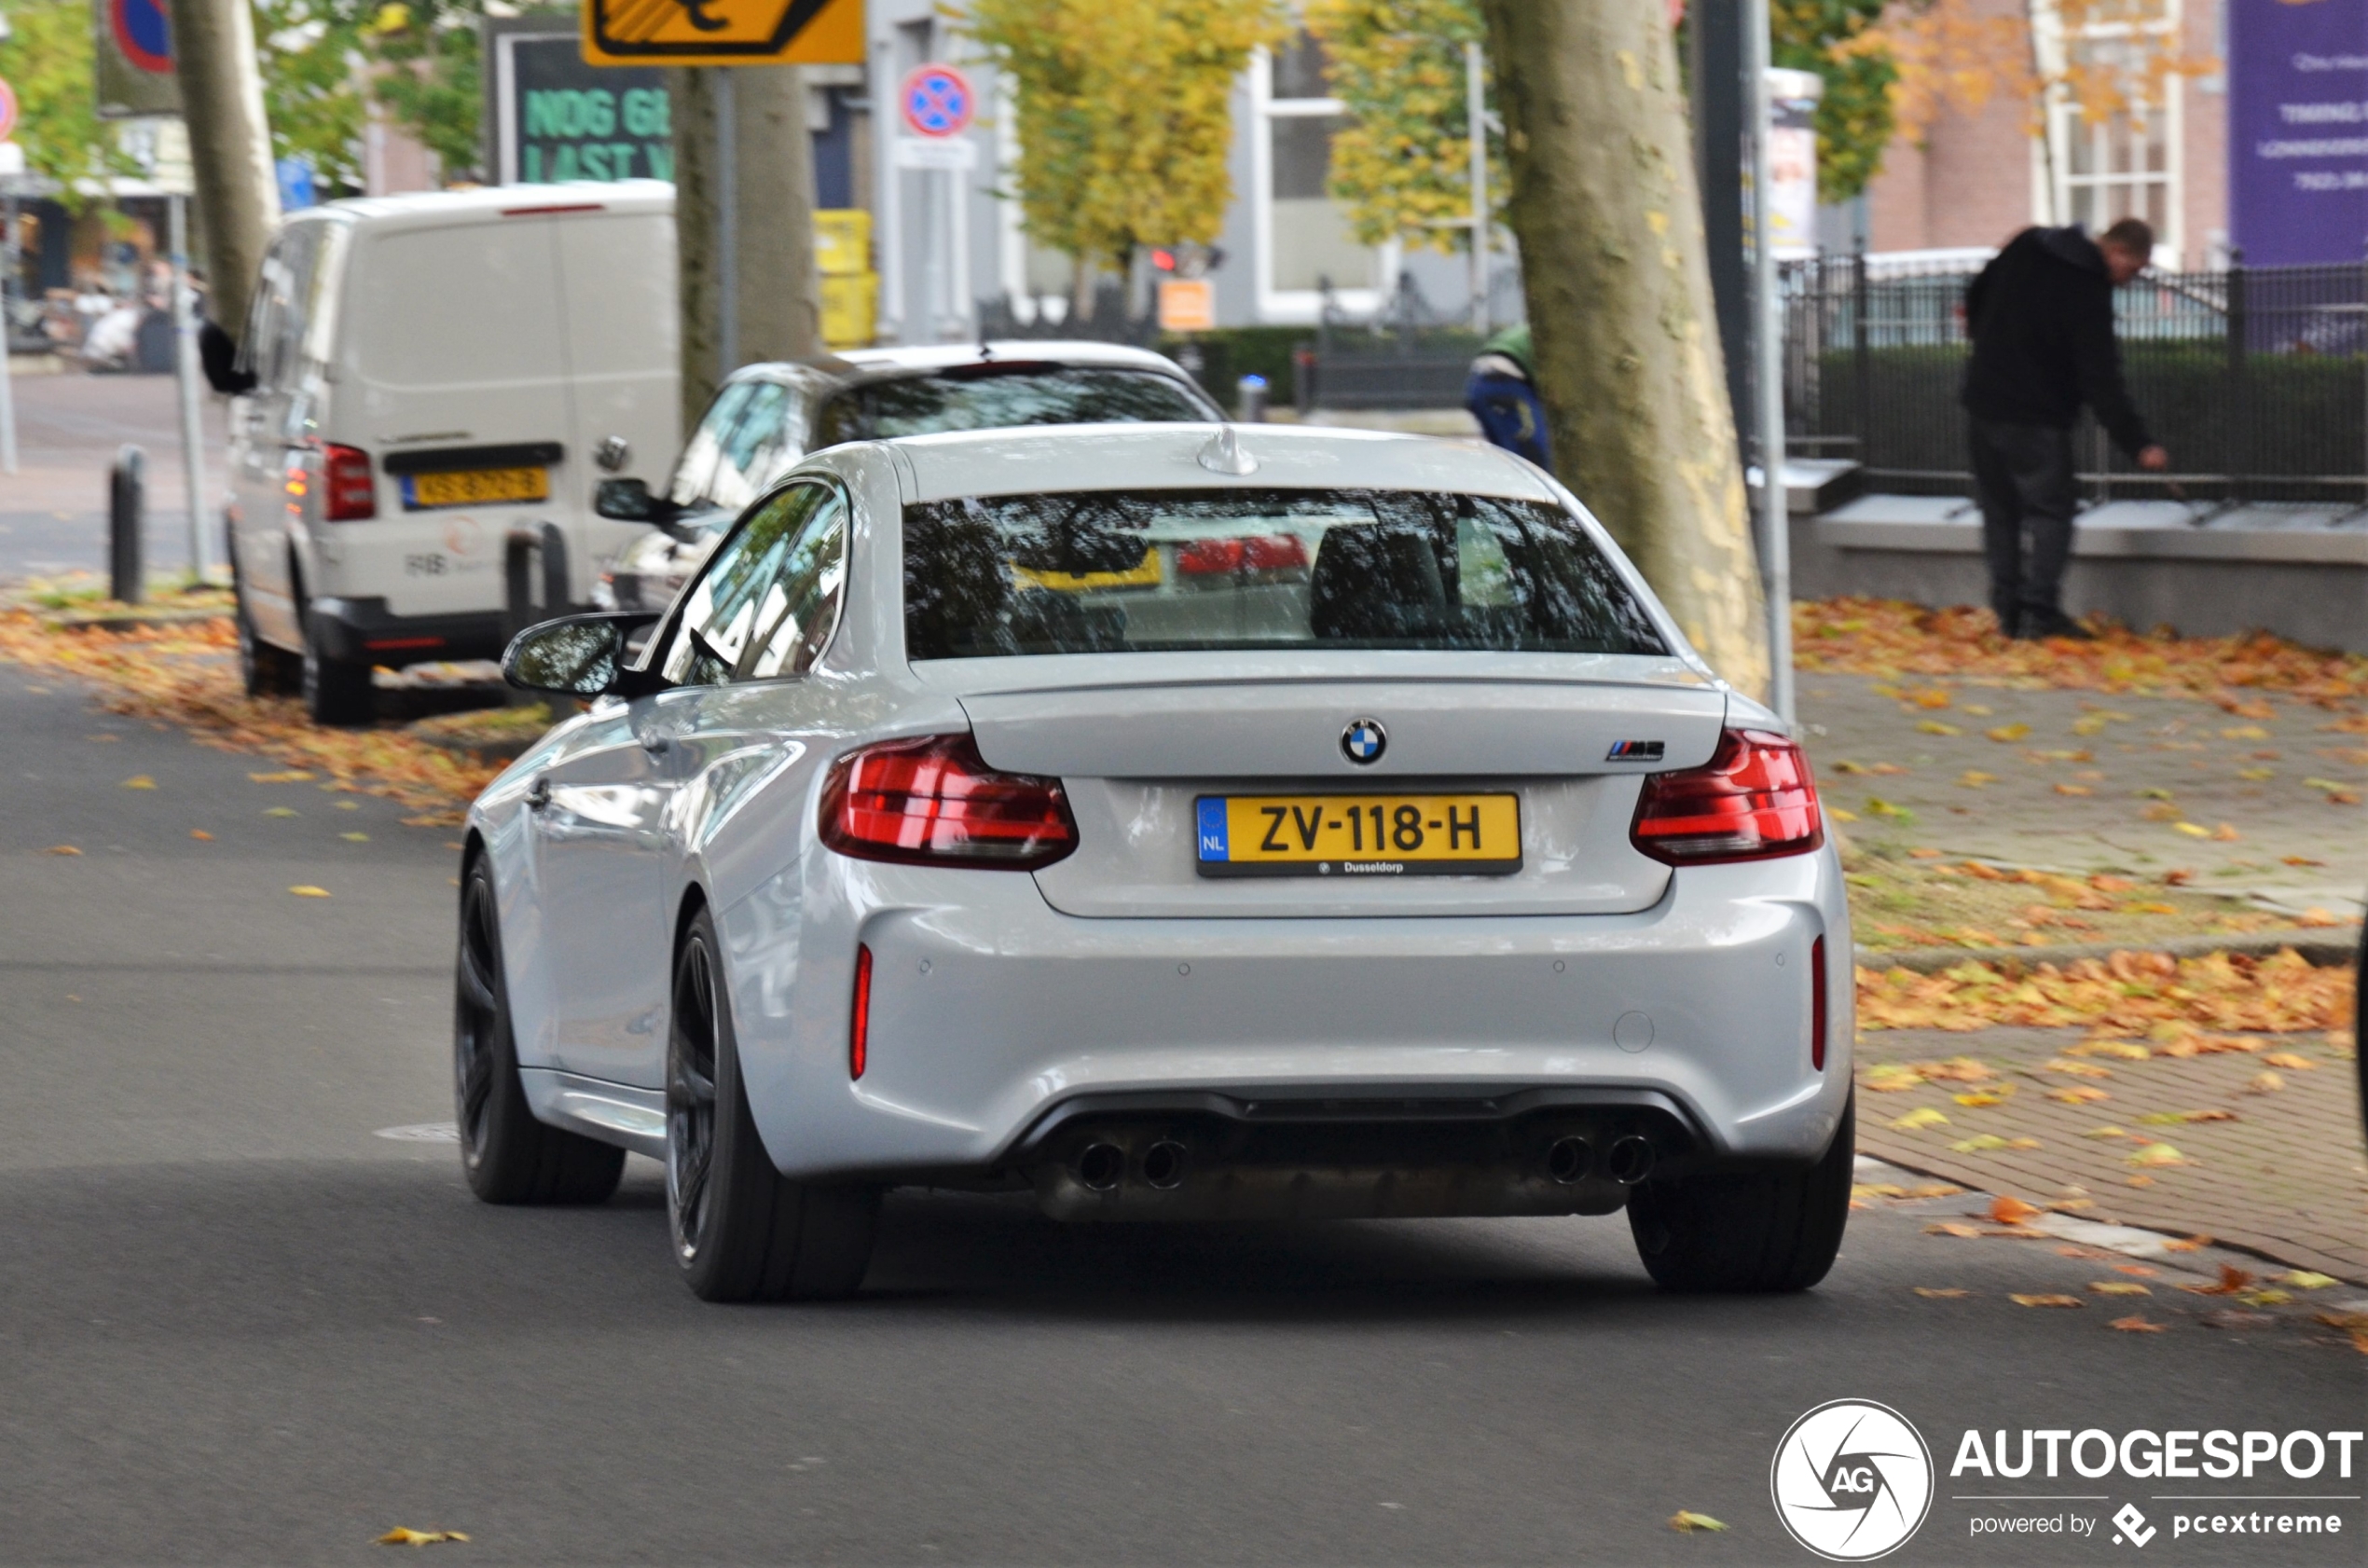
[1236, 373, 1269, 423]
[109, 445, 145, 604]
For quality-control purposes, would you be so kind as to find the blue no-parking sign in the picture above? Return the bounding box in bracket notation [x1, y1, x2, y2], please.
[95, 0, 182, 117]
[900, 65, 973, 139]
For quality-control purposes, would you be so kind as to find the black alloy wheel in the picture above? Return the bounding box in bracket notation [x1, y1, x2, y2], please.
[667, 909, 879, 1302]
[454, 857, 624, 1204]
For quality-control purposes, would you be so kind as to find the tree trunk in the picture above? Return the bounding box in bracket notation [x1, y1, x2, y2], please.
[668, 66, 823, 437]
[165, 0, 280, 340]
[1474, 0, 1769, 699]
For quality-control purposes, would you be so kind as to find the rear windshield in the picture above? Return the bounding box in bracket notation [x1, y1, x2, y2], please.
[902, 488, 1668, 660]
[815, 368, 1214, 444]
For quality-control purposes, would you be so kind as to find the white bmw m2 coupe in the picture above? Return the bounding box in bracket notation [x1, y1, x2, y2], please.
[460, 423, 1854, 1301]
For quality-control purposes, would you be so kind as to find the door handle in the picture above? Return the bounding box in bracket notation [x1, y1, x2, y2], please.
[525, 775, 551, 810]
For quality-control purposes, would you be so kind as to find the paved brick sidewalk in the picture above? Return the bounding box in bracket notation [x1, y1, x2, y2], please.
[1798, 673, 2367, 917]
[1854, 1025, 2366, 1283]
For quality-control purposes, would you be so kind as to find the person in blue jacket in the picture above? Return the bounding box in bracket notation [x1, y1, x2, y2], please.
[1465, 323, 1550, 470]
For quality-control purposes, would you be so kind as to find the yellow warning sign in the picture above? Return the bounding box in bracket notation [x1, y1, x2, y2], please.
[582, 0, 865, 67]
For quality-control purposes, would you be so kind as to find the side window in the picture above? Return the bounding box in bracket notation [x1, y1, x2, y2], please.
[667, 381, 756, 509]
[243, 225, 319, 395]
[707, 381, 793, 513]
[662, 482, 847, 685]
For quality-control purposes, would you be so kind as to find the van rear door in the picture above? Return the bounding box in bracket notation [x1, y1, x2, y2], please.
[551, 205, 680, 599]
[340, 215, 571, 617]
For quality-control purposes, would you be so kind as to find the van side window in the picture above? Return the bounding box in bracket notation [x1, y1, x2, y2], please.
[662, 482, 848, 685]
[666, 382, 756, 511]
[243, 225, 322, 395]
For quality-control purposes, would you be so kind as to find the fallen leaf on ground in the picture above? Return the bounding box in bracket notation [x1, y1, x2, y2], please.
[288, 885, 331, 898]
[264, 806, 297, 818]
[1891, 1107, 1949, 1131]
[2109, 1315, 2169, 1333]
[2210, 823, 2241, 841]
[1908, 688, 1952, 708]
[2011, 1294, 2084, 1308]
[2054, 783, 2093, 795]
[1953, 1090, 2010, 1107]
[1916, 720, 1961, 736]
[2162, 1235, 2213, 1252]
[44, 845, 81, 856]
[2088, 1281, 2151, 1296]
[2313, 1313, 2368, 1354]
[377, 1529, 470, 1547]
[119, 775, 155, 790]
[2128, 1142, 2185, 1167]
[2047, 1086, 2110, 1104]
[1987, 722, 2031, 742]
[1951, 1134, 2010, 1152]
[2281, 1271, 2338, 1290]
[1988, 1196, 2043, 1225]
[2173, 821, 2210, 837]
[2114, 1264, 2157, 1277]
[1864, 1064, 1923, 1092]
[189, 829, 212, 840]
[2261, 1052, 2316, 1070]
[1914, 1287, 1971, 1299]
[1959, 769, 1997, 788]
[2237, 1288, 2293, 1307]
[2281, 855, 2327, 867]
[2136, 1109, 2237, 1125]
[2083, 1125, 2127, 1139]
[1668, 1511, 1727, 1534]
[340, 832, 369, 842]
[2182, 1265, 2258, 1296]
[249, 769, 313, 783]
[2045, 1059, 2113, 1078]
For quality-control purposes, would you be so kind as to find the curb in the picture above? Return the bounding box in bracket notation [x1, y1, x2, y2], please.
[37, 606, 231, 633]
[1855, 928, 2360, 974]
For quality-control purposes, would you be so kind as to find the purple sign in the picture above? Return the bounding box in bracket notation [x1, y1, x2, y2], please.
[2229, 0, 2368, 266]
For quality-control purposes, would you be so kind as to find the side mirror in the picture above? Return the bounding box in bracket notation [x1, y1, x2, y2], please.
[594, 476, 678, 527]
[502, 612, 659, 697]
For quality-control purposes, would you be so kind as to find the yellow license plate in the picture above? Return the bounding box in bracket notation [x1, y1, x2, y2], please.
[1195, 793, 1521, 878]
[403, 466, 549, 510]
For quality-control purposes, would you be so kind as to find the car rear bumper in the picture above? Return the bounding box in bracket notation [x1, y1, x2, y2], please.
[722, 848, 1854, 1194]
[308, 597, 513, 666]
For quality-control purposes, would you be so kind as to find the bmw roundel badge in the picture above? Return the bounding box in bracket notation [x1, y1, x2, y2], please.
[1341, 718, 1387, 765]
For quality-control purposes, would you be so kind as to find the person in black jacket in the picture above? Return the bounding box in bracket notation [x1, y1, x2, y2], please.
[1962, 217, 2168, 640]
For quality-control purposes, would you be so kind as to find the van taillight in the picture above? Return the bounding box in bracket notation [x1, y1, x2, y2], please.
[819, 734, 1078, 870]
[323, 445, 376, 520]
[1631, 728, 1823, 864]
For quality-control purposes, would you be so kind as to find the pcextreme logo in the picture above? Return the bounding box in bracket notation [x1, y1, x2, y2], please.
[1771, 1399, 1936, 1561]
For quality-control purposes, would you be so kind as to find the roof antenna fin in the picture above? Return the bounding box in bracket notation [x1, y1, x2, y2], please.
[1195, 424, 1260, 476]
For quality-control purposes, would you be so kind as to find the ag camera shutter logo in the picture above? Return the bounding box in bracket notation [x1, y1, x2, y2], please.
[1771, 1399, 1935, 1561]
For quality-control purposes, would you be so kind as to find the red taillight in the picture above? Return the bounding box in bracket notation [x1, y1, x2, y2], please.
[1177, 535, 1307, 574]
[819, 734, 1079, 869]
[1810, 935, 1828, 1071]
[849, 943, 872, 1080]
[323, 444, 377, 520]
[1631, 727, 1823, 864]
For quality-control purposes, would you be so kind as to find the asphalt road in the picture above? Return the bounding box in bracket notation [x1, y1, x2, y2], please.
[1, 664, 2361, 1566]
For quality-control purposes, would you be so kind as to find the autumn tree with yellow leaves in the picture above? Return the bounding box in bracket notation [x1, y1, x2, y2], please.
[964, 0, 1287, 318]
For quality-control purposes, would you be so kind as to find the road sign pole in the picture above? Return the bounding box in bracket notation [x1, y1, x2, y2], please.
[949, 161, 971, 341]
[874, 42, 903, 342]
[715, 68, 739, 376]
[170, 192, 207, 580]
[0, 195, 17, 475]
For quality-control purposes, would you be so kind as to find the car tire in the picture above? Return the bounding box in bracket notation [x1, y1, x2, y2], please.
[1627, 1093, 1854, 1293]
[668, 909, 879, 1302]
[233, 571, 300, 696]
[454, 857, 626, 1205]
[301, 622, 376, 727]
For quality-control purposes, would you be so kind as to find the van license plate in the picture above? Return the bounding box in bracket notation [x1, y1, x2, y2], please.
[402, 466, 548, 510]
[1195, 793, 1521, 878]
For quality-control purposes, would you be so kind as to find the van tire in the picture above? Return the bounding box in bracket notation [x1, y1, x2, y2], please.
[302, 629, 376, 726]
[233, 574, 300, 697]
[1626, 1093, 1853, 1293]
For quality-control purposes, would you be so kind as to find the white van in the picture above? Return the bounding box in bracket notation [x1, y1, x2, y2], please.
[222, 183, 678, 723]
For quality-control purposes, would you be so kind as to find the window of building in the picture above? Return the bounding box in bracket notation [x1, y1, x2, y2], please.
[1254, 30, 1387, 323]
[2044, 0, 2183, 264]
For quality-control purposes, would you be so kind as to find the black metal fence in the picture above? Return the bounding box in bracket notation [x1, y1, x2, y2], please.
[1781, 254, 2368, 504]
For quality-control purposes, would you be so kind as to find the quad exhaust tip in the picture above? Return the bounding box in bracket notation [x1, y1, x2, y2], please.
[1142, 1140, 1188, 1190]
[1078, 1143, 1124, 1192]
[1545, 1136, 1593, 1184]
[1605, 1135, 1657, 1185]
